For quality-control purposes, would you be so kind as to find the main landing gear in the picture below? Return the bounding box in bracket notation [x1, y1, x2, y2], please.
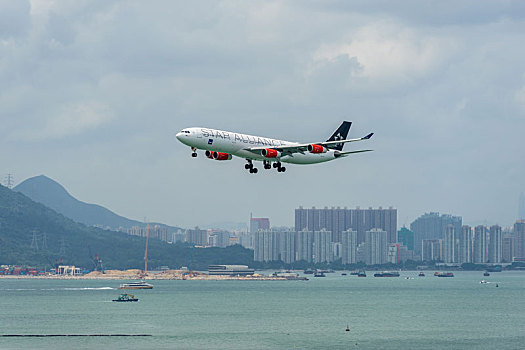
[246, 160, 286, 174]
[191, 147, 197, 158]
[245, 160, 258, 174]
[273, 162, 286, 173]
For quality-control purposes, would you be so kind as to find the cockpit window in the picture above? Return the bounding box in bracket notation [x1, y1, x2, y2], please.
[180, 130, 190, 134]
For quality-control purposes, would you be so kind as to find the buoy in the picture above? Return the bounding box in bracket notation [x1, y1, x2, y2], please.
[346, 324, 350, 332]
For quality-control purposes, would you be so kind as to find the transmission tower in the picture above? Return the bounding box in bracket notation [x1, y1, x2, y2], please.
[30, 231, 39, 250]
[58, 237, 66, 256]
[41, 232, 48, 250]
[4, 174, 14, 189]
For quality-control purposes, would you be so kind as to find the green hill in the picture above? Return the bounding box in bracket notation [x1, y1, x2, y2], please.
[0, 185, 253, 270]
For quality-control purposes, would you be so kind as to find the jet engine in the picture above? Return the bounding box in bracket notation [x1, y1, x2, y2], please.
[205, 150, 214, 159]
[261, 148, 281, 158]
[307, 144, 327, 153]
[212, 151, 232, 161]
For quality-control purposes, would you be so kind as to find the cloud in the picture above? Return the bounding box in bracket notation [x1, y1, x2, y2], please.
[310, 20, 458, 85]
[10, 102, 114, 141]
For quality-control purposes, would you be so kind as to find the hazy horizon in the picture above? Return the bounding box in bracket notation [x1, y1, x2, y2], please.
[2, 1, 524, 229]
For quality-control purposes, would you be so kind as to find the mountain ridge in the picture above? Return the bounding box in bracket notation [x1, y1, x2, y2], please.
[14, 175, 180, 231]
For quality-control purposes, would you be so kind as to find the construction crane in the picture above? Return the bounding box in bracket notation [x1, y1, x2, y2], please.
[144, 223, 150, 276]
[87, 246, 104, 273]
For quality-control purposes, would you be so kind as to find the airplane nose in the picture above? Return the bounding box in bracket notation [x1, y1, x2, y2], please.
[176, 132, 183, 140]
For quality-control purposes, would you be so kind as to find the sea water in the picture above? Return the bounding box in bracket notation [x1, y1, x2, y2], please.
[1, 271, 524, 349]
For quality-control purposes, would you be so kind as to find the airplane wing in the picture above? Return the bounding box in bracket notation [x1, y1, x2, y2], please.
[245, 133, 374, 157]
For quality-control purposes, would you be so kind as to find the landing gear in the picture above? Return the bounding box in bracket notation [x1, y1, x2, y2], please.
[272, 162, 286, 173]
[191, 147, 197, 158]
[264, 160, 271, 170]
[245, 160, 258, 174]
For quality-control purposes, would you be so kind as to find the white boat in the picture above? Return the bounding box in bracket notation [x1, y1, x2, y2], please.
[119, 281, 153, 289]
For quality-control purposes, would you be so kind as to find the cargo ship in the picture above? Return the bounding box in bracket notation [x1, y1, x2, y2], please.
[271, 271, 308, 280]
[435, 272, 454, 277]
[374, 271, 400, 277]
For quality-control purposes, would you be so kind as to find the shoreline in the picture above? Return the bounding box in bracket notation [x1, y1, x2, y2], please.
[0, 269, 300, 281]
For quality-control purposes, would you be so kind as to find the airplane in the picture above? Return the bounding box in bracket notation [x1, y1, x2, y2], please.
[175, 121, 373, 174]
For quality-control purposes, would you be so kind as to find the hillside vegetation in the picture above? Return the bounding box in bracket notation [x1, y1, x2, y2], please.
[0, 185, 253, 270]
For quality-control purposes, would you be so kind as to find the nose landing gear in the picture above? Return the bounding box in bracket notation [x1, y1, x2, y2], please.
[191, 147, 197, 157]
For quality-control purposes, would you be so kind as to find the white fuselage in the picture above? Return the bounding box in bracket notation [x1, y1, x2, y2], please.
[176, 127, 338, 164]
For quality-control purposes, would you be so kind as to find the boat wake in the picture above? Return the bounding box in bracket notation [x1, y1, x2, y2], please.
[62, 287, 115, 291]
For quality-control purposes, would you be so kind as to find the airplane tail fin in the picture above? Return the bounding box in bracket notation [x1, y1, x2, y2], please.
[326, 121, 352, 151]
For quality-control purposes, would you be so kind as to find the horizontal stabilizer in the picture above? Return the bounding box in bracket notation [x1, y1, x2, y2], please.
[334, 149, 373, 158]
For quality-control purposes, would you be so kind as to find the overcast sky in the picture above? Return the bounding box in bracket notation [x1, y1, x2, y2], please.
[1, 0, 525, 229]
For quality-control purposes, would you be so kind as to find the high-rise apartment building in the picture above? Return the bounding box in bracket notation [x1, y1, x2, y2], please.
[397, 227, 414, 250]
[459, 225, 473, 264]
[410, 212, 462, 257]
[514, 220, 525, 258]
[250, 217, 270, 233]
[443, 225, 457, 263]
[279, 231, 296, 264]
[473, 225, 488, 263]
[186, 227, 209, 246]
[502, 234, 514, 262]
[208, 231, 231, 248]
[313, 229, 332, 263]
[488, 225, 502, 263]
[295, 206, 397, 244]
[341, 229, 358, 265]
[365, 228, 388, 265]
[387, 244, 412, 264]
[296, 230, 314, 263]
[421, 239, 442, 261]
[253, 230, 279, 262]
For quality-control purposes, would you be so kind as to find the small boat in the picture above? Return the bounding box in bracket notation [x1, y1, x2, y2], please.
[357, 270, 366, 277]
[418, 271, 425, 277]
[113, 293, 138, 302]
[341, 273, 347, 276]
[480, 280, 488, 284]
[119, 281, 153, 289]
[483, 271, 490, 276]
[304, 269, 314, 274]
[345, 324, 350, 332]
[314, 271, 326, 277]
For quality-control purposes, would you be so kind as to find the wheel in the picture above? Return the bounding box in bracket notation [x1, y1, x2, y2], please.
[245, 164, 251, 169]
[272, 163, 278, 168]
[191, 153, 197, 158]
[281, 167, 286, 172]
[265, 164, 271, 169]
[277, 167, 282, 172]
[249, 168, 254, 173]
[253, 168, 258, 173]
